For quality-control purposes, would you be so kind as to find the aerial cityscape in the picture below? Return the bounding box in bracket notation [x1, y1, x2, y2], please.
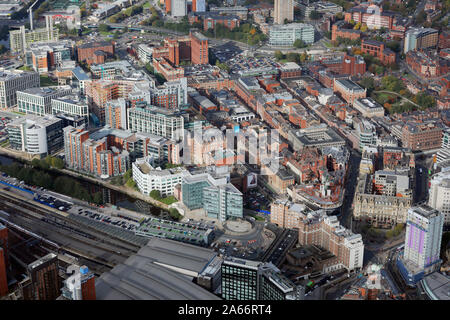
[0, 0, 448, 303]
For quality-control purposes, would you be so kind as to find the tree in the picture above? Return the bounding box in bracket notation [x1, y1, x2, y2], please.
[353, 22, 361, 30]
[309, 10, 322, 20]
[284, 18, 289, 24]
[386, 41, 401, 52]
[51, 157, 64, 169]
[98, 24, 110, 33]
[93, 192, 103, 205]
[150, 189, 161, 200]
[293, 39, 306, 48]
[286, 52, 300, 63]
[360, 24, 368, 32]
[274, 50, 285, 60]
[360, 77, 375, 93]
[169, 208, 181, 220]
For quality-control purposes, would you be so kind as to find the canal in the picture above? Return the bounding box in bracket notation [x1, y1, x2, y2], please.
[0, 154, 167, 218]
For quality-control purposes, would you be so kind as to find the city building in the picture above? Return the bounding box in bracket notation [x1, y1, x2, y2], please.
[361, 39, 396, 65]
[221, 257, 304, 300]
[61, 266, 96, 300]
[274, 0, 294, 24]
[9, 24, 59, 54]
[63, 126, 130, 178]
[353, 118, 377, 151]
[95, 238, 221, 299]
[27, 253, 61, 300]
[105, 98, 127, 130]
[72, 66, 91, 96]
[201, 13, 240, 31]
[297, 211, 364, 271]
[401, 122, 443, 152]
[397, 205, 444, 286]
[181, 170, 229, 210]
[192, 0, 205, 12]
[0, 247, 7, 297]
[331, 20, 361, 42]
[333, 78, 367, 105]
[127, 105, 184, 140]
[203, 183, 243, 222]
[404, 27, 439, 54]
[298, 1, 343, 18]
[271, 199, 313, 229]
[428, 168, 450, 225]
[417, 272, 450, 300]
[25, 40, 74, 73]
[135, 217, 214, 246]
[353, 97, 384, 118]
[0, 68, 40, 109]
[268, 23, 315, 46]
[171, 0, 187, 17]
[137, 44, 153, 64]
[436, 129, 450, 165]
[17, 86, 72, 116]
[7, 114, 64, 157]
[288, 124, 346, 151]
[90, 60, 137, 80]
[76, 41, 114, 65]
[132, 156, 188, 197]
[406, 50, 449, 79]
[51, 95, 89, 125]
[0, 223, 7, 297]
[209, 6, 247, 18]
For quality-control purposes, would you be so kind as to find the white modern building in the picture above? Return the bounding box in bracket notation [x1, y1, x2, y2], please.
[353, 98, 385, 118]
[436, 129, 450, 165]
[132, 156, 188, 197]
[171, 0, 187, 17]
[428, 168, 450, 225]
[6, 114, 64, 157]
[137, 44, 153, 64]
[269, 23, 315, 46]
[0, 68, 40, 109]
[51, 95, 89, 123]
[17, 86, 72, 116]
[274, 0, 294, 24]
[127, 105, 184, 140]
[397, 205, 444, 286]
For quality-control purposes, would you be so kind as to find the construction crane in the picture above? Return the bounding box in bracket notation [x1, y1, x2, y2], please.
[27, 0, 39, 31]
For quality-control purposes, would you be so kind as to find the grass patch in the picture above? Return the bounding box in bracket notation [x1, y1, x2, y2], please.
[11, 111, 25, 115]
[158, 195, 178, 205]
[18, 65, 33, 71]
[143, 2, 151, 8]
[99, 31, 115, 37]
[40, 75, 58, 87]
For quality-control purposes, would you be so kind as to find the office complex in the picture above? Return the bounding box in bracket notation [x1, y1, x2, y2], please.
[274, 0, 294, 24]
[7, 114, 64, 157]
[51, 95, 89, 124]
[221, 257, 304, 300]
[333, 78, 367, 105]
[127, 105, 184, 140]
[404, 27, 439, 54]
[132, 156, 188, 197]
[268, 23, 315, 46]
[203, 183, 243, 222]
[27, 253, 61, 300]
[0, 68, 40, 109]
[297, 210, 364, 272]
[192, 0, 205, 12]
[171, 0, 187, 17]
[428, 168, 450, 225]
[298, 1, 343, 17]
[17, 86, 72, 116]
[9, 25, 59, 54]
[397, 205, 444, 286]
[76, 41, 114, 65]
[401, 122, 443, 152]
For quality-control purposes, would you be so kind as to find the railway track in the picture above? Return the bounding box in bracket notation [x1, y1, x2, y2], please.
[0, 189, 144, 272]
[0, 188, 141, 251]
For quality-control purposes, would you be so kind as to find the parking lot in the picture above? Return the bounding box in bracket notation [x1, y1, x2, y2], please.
[0, 116, 12, 144]
[225, 54, 280, 75]
[74, 208, 138, 232]
[211, 41, 244, 63]
[244, 188, 271, 211]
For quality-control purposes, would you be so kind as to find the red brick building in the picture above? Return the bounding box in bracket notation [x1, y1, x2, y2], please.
[77, 41, 114, 66]
[406, 50, 449, 79]
[361, 39, 396, 65]
[331, 22, 361, 42]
